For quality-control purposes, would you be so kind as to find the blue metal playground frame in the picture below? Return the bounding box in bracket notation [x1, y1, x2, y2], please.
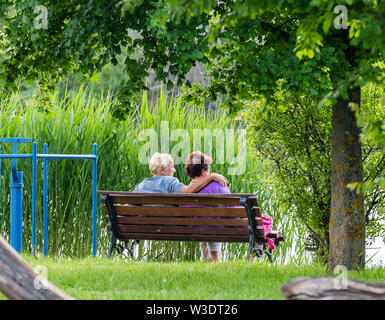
[0, 138, 98, 257]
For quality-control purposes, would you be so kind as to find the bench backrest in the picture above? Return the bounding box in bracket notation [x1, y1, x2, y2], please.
[98, 191, 264, 243]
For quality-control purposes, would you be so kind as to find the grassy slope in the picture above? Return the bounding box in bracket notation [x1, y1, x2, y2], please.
[2, 257, 384, 300]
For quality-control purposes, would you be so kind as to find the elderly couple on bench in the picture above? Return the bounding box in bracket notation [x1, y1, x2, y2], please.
[134, 151, 275, 262]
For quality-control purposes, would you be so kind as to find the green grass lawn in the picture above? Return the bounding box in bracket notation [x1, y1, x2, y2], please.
[2, 256, 385, 300]
[1, 256, 385, 300]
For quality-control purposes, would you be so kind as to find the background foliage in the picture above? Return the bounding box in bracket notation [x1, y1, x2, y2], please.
[0, 85, 303, 263]
[243, 83, 385, 263]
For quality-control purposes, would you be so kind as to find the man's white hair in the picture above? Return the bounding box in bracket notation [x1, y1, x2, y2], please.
[149, 152, 173, 175]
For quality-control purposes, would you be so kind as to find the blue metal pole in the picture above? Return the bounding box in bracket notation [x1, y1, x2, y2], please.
[11, 140, 18, 182]
[32, 142, 37, 255]
[92, 143, 97, 257]
[10, 171, 23, 253]
[43, 143, 48, 256]
[1, 138, 32, 253]
[9, 141, 24, 253]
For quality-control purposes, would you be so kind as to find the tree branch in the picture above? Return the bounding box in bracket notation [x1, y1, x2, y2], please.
[0, 236, 73, 300]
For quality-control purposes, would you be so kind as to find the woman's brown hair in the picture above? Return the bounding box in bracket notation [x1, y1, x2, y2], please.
[185, 151, 212, 178]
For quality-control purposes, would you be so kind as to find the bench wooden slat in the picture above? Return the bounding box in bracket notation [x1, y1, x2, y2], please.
[118, 232, 250, 242]
[107, 220, 264, 238]
[267, 230, 284, 240]
[118, 225, 249, 236]
[114, 206, 249, 217]
[98, 191, 257, 199]
[110, 195, 246, 206]
[116, 216, 249, 227]
[99, 190, 283, 259]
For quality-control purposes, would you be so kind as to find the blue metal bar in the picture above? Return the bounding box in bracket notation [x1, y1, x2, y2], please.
[0, 153, 95, 160]
[0, 138, 32, 143]
[92, 143, 97, 257]
[0, 154, 96, 160]
[31, 142, 37, 255]
[43, 144, 48, 257]
[37, 154, 96, 160]
[0, 154, 33, 159]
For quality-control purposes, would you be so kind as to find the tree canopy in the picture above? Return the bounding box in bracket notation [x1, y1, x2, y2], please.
[1, 1, 384, 112]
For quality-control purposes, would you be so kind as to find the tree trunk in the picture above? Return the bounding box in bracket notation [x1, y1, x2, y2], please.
[281, 277, 385, 300]
[327, 85, 365, 273]
[0, 235, 73, 300]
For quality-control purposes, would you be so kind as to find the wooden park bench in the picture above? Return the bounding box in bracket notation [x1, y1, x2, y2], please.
[97, 191, 285, 262]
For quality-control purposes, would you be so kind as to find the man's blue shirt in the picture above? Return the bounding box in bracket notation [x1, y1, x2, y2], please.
[134, 175, 184, 193]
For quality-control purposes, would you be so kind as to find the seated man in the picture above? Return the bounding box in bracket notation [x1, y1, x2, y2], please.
[134, 152, 228, 193]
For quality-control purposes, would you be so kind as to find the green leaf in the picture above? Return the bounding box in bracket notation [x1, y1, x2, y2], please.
[89, 73, 100, 83]
[192, 50, 204, 59]
[322, 14, 333, 34]
[375, 177, 385, 190]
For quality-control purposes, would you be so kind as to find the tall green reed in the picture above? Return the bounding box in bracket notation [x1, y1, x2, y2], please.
[0, 85, 304, 263]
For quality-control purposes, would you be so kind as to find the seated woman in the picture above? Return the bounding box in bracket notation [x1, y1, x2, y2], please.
[134, 152, 228, 193]
[184, 151, 275, 262]
[184, 151, 226, 262]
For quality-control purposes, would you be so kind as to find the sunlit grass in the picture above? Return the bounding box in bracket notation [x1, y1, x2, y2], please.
[16, 256, 328, 300]
[1, 256, 384, 300]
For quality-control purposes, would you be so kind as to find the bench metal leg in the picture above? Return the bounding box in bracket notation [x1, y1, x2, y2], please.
[265, 247, 274, 263]
[248, 236, 258, 260]
[127, 240, 140, 259]
[249, 238, 274, 263]
[107, 236, 140, 260]
[107, 233, 116, 258]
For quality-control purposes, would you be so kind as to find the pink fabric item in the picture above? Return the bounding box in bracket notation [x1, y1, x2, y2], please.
[261, 216, 275, 250]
